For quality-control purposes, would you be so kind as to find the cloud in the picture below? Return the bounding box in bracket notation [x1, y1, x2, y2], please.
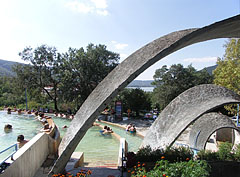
[65, 1, 93, 13]
[65, 0, 109, 16]
[183, 56, 217, 63]
[91, 0, 107, 9]
[111, 41, 128, 50]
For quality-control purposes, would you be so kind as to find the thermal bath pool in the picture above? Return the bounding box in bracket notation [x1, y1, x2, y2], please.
[0, 111, 143, 166]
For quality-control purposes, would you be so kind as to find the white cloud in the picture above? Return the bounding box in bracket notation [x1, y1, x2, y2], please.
[91, 0, 107, 9]
[65, 0, 109, 16]
[65, 1, 93, 13]
[111, 41, 128, 50]
[183, 56, 217, 63]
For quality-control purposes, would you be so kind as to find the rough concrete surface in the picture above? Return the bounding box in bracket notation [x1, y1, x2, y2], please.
[142, 84, 240, 149]
[49, 15, 240, 175]
[189, 112, 240, 150]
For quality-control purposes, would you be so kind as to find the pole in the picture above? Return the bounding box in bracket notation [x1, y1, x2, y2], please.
[25, 87, 28, 110]
[237, 104, 239, 127]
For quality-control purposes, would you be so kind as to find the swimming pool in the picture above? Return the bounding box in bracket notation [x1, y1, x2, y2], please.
[0, 112, 142, 166]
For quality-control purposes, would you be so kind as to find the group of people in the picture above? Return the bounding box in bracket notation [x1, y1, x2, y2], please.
[36, 112, 52, 132]
[126, 123, 136, 133]
[4, 106, 75, 120]
[3, 109, 54, 150]
[100, 125, 114, 135]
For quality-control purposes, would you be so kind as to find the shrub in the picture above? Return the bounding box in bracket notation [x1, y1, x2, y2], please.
[217, 142, 234, 161]
[135, 146, 193, 163]
[130, 160, 210, 177]
[197, 150, 219, 161]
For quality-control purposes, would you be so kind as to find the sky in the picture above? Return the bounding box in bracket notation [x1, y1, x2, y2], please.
[0, 0, 239, 80]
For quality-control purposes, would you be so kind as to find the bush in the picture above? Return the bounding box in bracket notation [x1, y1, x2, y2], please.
[217, 142, 234, 161]
[197, 150, 219, 161]
[130, 160, 210, 177]
[197, 142, 236, 162]
[135, 146, 193, 163]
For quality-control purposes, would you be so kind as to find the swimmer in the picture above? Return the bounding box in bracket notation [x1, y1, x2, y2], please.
[17, 135, 29, 148]
[7, 108, 11, 114]
[4, 124, 12, 133]
[62, 125, 68, 129]
[126, 123, 132, 131]
[17, 109, 22, 115]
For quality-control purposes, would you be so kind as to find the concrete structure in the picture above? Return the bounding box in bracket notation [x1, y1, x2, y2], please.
[50, 15, 240, 175]
[142, 84, 240, 149]
[189, 112, 240, 150]
[0, 133, 49, 177]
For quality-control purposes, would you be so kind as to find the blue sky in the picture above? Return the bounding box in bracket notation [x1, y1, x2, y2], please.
[0, 0, 239, 80]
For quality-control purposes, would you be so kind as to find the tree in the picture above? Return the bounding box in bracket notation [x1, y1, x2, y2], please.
[59, 44, 120, 110]
[152, 64, 213, 111]
[115, 88, 151, 117]
[213, 38, 240, 114]
[13, 45, 62, 111]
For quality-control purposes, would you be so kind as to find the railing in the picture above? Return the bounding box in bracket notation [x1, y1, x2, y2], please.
[175, 142, 200, 156]
[0, 144, 18, 166]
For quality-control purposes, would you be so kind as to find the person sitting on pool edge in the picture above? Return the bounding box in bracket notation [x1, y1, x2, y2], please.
[17, 135, 29, 148]
[40, 123, 52, 132]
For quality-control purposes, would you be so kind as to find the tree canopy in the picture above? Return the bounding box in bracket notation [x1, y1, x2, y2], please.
[213, 38, 240, 114]
[152, 64, 213, 111]
[12, 44, 119, 112]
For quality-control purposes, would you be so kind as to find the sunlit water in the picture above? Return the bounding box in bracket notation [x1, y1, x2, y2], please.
[0, 112, 142, 165]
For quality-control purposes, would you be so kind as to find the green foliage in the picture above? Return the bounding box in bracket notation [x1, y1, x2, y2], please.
[6, 43, 119, 112]
[197, 150, 219, 161]
[213, 38, 240, 115]
[115, 88, 151, 117]
[135, 146, 193, 163]
[217, 142, 234, 161]
[152, 64, 213, 111]
[130, 160, 210, 177]
[197, 142, 237, 161]
[59, 44, 119, 110]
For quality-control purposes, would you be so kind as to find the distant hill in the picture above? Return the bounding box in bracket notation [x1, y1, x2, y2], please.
[0, 59, 20, 76]
[203, 65, 217, 75]
[127, 80, 154, 87]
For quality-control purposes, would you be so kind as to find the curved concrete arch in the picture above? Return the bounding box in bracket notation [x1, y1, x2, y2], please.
[50, 15, 240, 174]
[141, 84, 240, 149]
[189, 112, 240, 150]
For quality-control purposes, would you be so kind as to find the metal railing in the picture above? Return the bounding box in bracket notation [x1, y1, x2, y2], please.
[175, 142, 200, 156]
[0, 144, 18, 166]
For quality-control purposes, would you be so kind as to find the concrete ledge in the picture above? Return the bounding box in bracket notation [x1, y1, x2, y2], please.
[65, 152, 84, 171]
[1, 133, 49, 177]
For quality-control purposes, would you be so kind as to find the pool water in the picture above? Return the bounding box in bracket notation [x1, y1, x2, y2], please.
[0, 112, 142, 166]
[0, 111, 42, 161]
[98, 122, 143, 152]
[52, 117, 120, 165]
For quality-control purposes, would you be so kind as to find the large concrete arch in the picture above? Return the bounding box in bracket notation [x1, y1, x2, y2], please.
[141, 85, 240, 149]
[50, 15, 240, 174]
[189, 112, 240, 150]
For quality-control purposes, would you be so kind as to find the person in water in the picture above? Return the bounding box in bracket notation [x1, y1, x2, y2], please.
[17, 135, 29, 148]
[4, 124, 12, 133]
[7, 108, 11, 114]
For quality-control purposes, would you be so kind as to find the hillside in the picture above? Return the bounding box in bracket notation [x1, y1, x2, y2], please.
[203, 65, 217, 75]
[127, 80, 154, 87]
[0, 59, 21, 76]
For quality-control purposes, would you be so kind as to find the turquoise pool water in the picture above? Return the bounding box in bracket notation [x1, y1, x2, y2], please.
[0, 112, 142, 165]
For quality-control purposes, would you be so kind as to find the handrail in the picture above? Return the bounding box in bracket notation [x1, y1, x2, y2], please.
[175, 142, 200, 156]
[0, 144, 18, 166]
